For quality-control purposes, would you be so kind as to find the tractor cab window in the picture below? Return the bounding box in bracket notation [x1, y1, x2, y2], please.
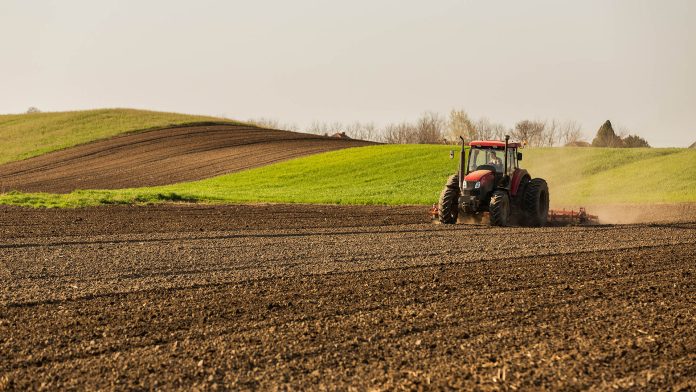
[468, 148, 504, 173]
[507, 149, 518, 173]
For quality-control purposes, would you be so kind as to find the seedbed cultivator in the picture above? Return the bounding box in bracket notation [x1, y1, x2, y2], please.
[430, 205, 600, 226]
[547, 207, 599, 225]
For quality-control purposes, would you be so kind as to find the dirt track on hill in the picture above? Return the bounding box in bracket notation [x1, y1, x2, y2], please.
[1, 204, 695, 390]
[0, 124, 372, 193]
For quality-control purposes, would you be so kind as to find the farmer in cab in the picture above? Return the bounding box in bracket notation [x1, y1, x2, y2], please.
[488, 151, 503, 171]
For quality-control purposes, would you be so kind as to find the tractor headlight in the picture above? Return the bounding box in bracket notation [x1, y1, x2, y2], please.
[474, 181, 481, 189]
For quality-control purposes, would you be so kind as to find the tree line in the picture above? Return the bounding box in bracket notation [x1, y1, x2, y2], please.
[250, 109, 650, 148]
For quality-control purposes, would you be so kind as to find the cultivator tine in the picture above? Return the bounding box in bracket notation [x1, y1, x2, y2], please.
[430, 204, 439, 221]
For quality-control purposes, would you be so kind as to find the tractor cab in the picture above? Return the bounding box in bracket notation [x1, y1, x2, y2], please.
[462, 140, 523, 195]
[466, 140, 521, 178]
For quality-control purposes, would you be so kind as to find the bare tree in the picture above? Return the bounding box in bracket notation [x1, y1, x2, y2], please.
[540, 119, 557, 147]
[307, 121, 344, 136]
[446, 109, 476, 143]
[512, 120, 546, 146]
[474, 117, 507, 141]
[344, 122, 378, 141]
[382, 122, 418, 144]
[307, 121, 327, 135]
[415, 112, 445, 144]
[361, 123, 378, 141]
[557, 120, 584, 146]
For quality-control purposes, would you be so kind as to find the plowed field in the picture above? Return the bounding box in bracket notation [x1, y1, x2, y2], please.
[1, 204, 695, 390]
[0, 125, 372, 193]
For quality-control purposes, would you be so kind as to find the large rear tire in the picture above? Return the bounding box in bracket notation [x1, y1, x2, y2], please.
[522, 178, 549, 227]
[489, 190, 510, 226]
[438, 174, 460, 224]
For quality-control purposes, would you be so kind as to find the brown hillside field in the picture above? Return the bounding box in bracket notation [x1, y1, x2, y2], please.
[0, 124, 373, 193]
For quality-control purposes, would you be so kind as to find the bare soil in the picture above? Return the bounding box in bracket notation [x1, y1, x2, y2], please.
[0, 125, 373, 193]
[1, 204, 695, 390]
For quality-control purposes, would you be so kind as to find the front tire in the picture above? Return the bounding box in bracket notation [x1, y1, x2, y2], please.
[489, 190, 510, 226]
[438, 174, 460, 224]
[522, 178, 549, 227]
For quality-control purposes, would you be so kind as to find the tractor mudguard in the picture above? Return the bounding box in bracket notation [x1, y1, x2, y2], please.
[510, 169, 530, 197]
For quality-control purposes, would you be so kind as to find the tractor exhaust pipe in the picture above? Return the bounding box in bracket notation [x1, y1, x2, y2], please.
[503, 134, 509, 178]
[458, 136, 465, 189]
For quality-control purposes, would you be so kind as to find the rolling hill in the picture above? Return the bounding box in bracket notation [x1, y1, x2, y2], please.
[2, 109, 694, 208]
[0, 108, 239, 165]
[0, 124, 373, 193]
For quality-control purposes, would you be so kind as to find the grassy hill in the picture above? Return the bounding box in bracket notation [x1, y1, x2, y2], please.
[0, 108, 239, 164]
[523, 147, 695, 204]
[2, 145, 695, 208]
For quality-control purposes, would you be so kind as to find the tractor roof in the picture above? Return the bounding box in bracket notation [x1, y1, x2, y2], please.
[469, 140, 521, 148]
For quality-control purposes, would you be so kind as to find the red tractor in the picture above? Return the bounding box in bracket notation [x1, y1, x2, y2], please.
[438, 135, 549, 226]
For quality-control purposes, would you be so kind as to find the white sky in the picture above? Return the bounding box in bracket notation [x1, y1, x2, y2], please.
[1, 0, 694, 146]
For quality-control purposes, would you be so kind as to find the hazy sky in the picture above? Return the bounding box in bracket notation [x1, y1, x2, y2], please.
[2, 0, 694, 146]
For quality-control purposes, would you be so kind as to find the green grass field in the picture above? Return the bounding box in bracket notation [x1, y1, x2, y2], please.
[2, 145, 695, 208]
[0, 108, 239, 164]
